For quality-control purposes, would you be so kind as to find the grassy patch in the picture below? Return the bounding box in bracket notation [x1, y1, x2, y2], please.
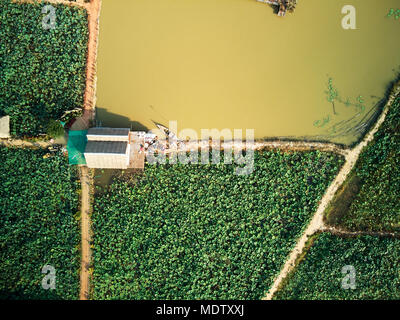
[324, 174, 361, 226]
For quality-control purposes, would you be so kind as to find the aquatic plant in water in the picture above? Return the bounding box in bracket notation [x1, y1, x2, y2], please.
[313, 115, 330, 128]
[387, 8, 400, 20]
[316, 78, 368, 136]
[356, 95, 366, 112]
[387, 8, 394, 17]
[324, 78, 366, 115]
[326, 78, 339, 115]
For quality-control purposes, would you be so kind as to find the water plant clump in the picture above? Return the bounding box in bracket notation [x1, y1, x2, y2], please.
[326, 78, 339, 115]
[387, 8, 400, 19]
[315, 77, 369, 138]
[313, 115, 330, 128]
[324, 78, 367, 116]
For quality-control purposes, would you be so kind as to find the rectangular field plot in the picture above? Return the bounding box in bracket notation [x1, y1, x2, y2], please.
[92, 151, 343, 299]
[0, 147, 80, 299]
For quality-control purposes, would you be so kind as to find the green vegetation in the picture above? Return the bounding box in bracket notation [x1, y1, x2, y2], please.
[315, 78, 369, 136]
[46, 120, 64, 138]
[275, 232, 400, 300]
[0, 147, 80, 299]
[0, 0, 88, 137]
[325, 94, 400, 232]
[92, 151, 344, 299]
[387, 8, 400, 19]
[324, 78, 366, 116]
[326, 78, 339, 115]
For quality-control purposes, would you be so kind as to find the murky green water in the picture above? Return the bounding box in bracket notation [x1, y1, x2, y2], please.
[97, 0, 400, 145]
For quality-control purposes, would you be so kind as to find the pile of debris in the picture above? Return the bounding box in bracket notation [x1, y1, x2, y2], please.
[257, 0, 297, 17]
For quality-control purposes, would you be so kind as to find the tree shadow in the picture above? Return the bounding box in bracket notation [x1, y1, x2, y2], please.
[95, 107, 149, 131]
[269, 4, 279, 15]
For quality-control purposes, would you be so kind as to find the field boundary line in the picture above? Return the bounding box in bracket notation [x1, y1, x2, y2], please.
[83, 0, 101, 114]
[0, 139, 54, 148]
[13, 0, 90, 10]
[79, 166, 93, 300]
[160, 140, 350, 156]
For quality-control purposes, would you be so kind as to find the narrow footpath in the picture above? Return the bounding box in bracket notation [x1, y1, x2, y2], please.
[79, 166, 93, 300]
[82, 0, 102, 112]
[0, 139, 54, 148]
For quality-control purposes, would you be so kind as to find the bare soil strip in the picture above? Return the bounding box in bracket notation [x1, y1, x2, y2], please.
[263, 85, 400, 300]
[83, 0, 102, 112]
[160, 140, 349, 156]
[79, 166, 93, 300]
[0, 139, 54, 148]
[78, 1, 100, 299]
[253, 141, 348, 155]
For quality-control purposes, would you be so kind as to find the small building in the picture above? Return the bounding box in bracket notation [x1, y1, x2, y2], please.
[0, 116, 10, 138]
[84, 127, 130, 169]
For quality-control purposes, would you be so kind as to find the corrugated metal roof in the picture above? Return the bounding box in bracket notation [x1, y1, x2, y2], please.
[85, 141, 128, 154]
[87, 127, 130, 136]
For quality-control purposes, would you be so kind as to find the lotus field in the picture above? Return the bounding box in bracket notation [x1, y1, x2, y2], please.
[92, 151, 344, 299]
[275, 232, 400, 300]
[0, 147, 80, 299]
[0, 0, 88, 137]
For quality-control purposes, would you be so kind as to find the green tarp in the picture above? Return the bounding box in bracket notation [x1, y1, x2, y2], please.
[67, 130, 87, 165]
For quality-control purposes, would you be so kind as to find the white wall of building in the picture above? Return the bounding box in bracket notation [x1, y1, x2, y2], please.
[84, 153, 129, 169]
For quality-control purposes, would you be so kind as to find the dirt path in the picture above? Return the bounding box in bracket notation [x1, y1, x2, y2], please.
[79, 166, 93, 300]
[253, 141, 348, 156]
[263, 85, 400, 300]
[83, 0, 102, 112]
[154, 139, 349, 156]
[0, 138, 54, 148]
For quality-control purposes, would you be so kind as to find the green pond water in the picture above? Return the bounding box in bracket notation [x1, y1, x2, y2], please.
[96, 0, 400, 145]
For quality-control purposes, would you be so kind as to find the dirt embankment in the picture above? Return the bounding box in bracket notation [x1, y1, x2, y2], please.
[0, 138, 54, 148]
[79, 166, 93, 300]
[83, 0, 102, 114]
